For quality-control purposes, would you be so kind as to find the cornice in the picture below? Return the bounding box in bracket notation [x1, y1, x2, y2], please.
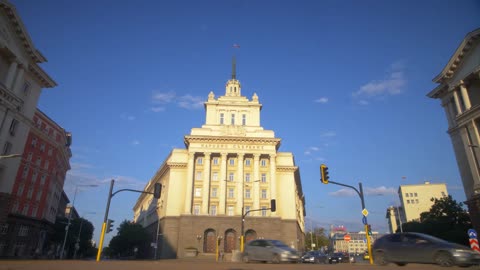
[433, 28, 480, 83]
[184, 135, 281, 145]
[167, 162, 187, 168]
[29, 63, 57, 88]
[276, 166, 298, 172]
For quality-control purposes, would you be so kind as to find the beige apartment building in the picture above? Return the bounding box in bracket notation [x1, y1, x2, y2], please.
[386, 182, 448, 233]
[427, 28, 480, 234]
[133, 60, 306, 259]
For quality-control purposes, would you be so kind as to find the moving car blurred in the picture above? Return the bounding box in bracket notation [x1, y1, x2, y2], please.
[242, 239, 299, 263]
[301, 251, 328, 264]
[372, 232, 480, 267]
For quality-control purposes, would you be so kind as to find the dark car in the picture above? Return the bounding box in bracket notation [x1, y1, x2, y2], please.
[243, 239, 299, 263]
[372, 232, 480, 267]
[328, 252, 351, 264]
[301, 251, 328, 264]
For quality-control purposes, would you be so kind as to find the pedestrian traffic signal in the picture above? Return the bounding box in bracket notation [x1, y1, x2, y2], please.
[153, 183, 162, 199]
[320, 164, 329, 184]
[270, 199, 276, 212]
[106, 219, 114, 233]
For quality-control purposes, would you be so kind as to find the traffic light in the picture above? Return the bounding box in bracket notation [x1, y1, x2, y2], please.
[320, 164, 329, 184]
[153, 183, 162, 199]
[270, 199, 276, 212]
[106, 219, 114, 233]
[367, 224, 372, 235]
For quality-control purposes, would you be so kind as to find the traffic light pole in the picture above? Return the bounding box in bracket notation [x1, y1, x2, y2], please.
[240, 200, 276, 253]
[326, 180, 373, 265]
[96, 179, 114, 262]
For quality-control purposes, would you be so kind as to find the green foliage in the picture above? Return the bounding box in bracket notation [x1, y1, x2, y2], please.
[107, 220, 150, 259]
[304, 227, 329, 251]
[402, 195, 472, 246]
[51, 216, 96, 258]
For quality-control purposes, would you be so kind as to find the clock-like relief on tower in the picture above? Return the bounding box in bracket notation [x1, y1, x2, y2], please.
[220, 125, 246, 136]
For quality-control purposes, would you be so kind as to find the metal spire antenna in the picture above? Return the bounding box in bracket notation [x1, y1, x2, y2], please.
[232, 56, 236, 79]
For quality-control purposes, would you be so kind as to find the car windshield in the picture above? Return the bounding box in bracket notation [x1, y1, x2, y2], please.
[270, 240, 289, 247]
[411, 233, 450, 244]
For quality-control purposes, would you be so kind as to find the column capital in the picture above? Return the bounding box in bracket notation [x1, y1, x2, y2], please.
[221, 152, 228, 158]
[269, 154, 276, 159]
[204, 152, 211, 158]
[253, 153, 261, 159]
[188, 152, 195, 159]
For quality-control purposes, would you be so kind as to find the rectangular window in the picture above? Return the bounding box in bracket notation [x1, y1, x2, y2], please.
[229, 172, 234, 181]
[407, 200, 410, 204]
[9, 119, 18, 136]
[22, 82, 30, 96]
[213, 158, 219, 165]
[31, 137, 37, 147]
[261, 189, 267, 199]
[196, 171, 202, 180]
[36, 190, 42, 201]
[261, 159, 267, 167]
[17, 184, 24, 196]
[409, 193, 413, 197]
[245, 159, 251, 166]
[261, 206, 267, 217]
[231, 114, 235, 125]
[228, 188, 234, 198]
[40, 175, 46, 185]
[195, 188, 202, 197]
[22, 167, 28, 178]
[193, 205, 200, 215]
[27, 152, 33, 162]
[261, 173, 267, 183]
[414, 193, 418, 197]
[2, 142, 11, 155]
[212, 172, 218, 181]
[245, 173, 251, 182]
[211, 187, 217, 197]
[32, 206, 38, 217]
[27, 187, 33, 199]
[415, 199, 419, 203]
[245, 189, 251, 199]
[405, 193, 409, 197]
[12, 201, 18, 213]
[18, 225, 29, 236]
[210, 205, 217, 216]
[47, 148, 53, 156]
[44, 160, 49, 170]
[245, 206, 251, 216]
[229, 158, 235, 166]
[22, 204, 29, 216]
[197, 157, 203, 165]
[242, 114, 246, 126]
[227, 206, 234, 216]
[220, 113, 224, 125]
[40, 143, 45, 152]
[36, 157, 41, 166]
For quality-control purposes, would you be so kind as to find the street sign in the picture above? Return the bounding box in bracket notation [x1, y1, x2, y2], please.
[362, 216, 368, 225]
[362, 208, 369, 216]
[344, 234, 351, 242]
[468, 229, 478, 239]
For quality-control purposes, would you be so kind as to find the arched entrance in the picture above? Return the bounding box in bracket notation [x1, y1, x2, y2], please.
[204, 229, 216, 253]
[224, 229, 236, 253]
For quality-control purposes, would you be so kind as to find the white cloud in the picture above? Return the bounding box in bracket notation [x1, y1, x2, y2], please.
[177, 95, 204, 109]
[364, 186, 396, 196]
[120, 113, 136, 121]
[321, 131, 336, 137]
[353, 61, 407, 100]
[151, 91, 204, 110]
[304, 146, 320, 155]
[329, 188, 356, 197]
[132, 140, 140, 146]
[151, 106, 165, 112]
[315, 97, 328, 104]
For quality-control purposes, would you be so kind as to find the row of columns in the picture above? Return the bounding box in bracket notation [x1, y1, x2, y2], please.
[184, 152, 277, 216]
[4, 57, 26, 96]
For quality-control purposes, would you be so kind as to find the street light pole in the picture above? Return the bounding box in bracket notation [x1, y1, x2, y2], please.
[60, 184, 98, 259]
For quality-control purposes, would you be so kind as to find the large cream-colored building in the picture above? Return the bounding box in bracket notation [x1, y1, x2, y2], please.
[427, 28, 480, 236]
[133, 60, 305, 259]
[386, 182, 448, 233]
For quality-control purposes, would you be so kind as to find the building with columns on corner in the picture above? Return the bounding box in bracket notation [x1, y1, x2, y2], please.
[427, 28, 480, 234]
[133, 59, 306, 259]
[0, 1, 57, 230]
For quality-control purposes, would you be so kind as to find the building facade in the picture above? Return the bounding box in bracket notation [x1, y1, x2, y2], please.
[0, 0, 57, 227]
[386, 181, 448, 233]
[427, 28, 480, 235]
[133, 61, 306, 259]
[0, 109, 71, 258]
[330, 231, 383, 254]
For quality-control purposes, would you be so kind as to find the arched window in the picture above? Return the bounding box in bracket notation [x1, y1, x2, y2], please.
[245, 229, 257, 244]
[204, 229, 216, 253]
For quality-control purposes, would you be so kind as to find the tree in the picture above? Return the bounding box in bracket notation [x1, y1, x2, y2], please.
[304, 227, 329, 251]
[402, 195, 472, 246]
[108, 220, 150, 259]
[50, 216, 95, 258]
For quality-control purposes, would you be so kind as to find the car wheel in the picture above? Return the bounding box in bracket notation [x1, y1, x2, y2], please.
[242, 254, 249, 263]
[434, 251, 455, 267]
[374, 251, 389, 266]
[395, 262, 407, 266]
[271, 254, 280, 264]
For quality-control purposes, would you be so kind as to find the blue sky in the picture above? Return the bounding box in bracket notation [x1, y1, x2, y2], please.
[11, 0, 480, 245]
